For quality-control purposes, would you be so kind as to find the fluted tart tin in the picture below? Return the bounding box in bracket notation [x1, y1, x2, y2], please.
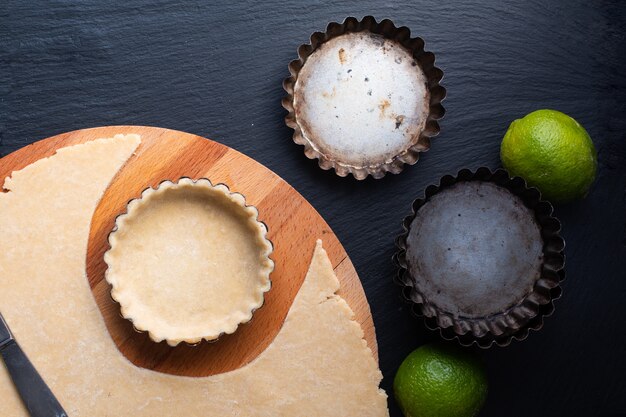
[283, 16, 446, 179]
[393, 168, 565, 348]
[104, 178, 274, 347]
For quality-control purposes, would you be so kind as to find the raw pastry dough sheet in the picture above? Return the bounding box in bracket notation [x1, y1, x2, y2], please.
[0, 134, 388, 416]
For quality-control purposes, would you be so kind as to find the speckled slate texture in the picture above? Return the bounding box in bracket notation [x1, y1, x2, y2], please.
[1, 1, 625, 416]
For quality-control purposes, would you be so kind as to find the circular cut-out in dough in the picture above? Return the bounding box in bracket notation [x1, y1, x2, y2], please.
[104, 178, 274, 346]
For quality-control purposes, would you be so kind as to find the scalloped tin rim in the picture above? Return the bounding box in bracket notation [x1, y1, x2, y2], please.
[393, 167, 565, 348]
[282, 15, 446, 180]
[103, 177, 275, 347]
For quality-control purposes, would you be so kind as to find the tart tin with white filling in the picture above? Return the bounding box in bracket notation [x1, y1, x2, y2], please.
[283, 16, 446, 179]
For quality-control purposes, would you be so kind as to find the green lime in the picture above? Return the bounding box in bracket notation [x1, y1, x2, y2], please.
[393, 343, 487, 417]
[500, 109, 597, 202]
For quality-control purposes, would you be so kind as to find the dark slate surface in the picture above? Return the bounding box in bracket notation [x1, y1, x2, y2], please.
[2, 1, 625, 416]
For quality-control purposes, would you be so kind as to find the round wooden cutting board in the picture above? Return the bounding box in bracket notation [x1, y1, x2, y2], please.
[0, 126, 377, 377]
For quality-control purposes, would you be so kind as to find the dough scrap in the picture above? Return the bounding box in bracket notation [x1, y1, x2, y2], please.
[105, 178, 274, 346]
[0, 135, 389, 416]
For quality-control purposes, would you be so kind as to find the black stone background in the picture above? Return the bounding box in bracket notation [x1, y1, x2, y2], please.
[1, 1, 625, 416]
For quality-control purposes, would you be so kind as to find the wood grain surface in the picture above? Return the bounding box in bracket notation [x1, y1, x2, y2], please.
[0, 126, 377, 377]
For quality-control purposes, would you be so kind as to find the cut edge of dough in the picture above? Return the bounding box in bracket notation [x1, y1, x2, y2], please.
[298, 240, 388, 403]
[2, 134, 141, 192]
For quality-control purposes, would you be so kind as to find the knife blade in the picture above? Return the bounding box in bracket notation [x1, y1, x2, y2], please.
[0, 312, 68, 417]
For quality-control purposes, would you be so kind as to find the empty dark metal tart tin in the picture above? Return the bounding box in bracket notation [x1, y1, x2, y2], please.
[393, 168, 565, 348]
[282, 16, 446, 179]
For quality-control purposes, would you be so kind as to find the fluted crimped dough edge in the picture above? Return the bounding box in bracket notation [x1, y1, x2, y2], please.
[104, 177, 274, 346]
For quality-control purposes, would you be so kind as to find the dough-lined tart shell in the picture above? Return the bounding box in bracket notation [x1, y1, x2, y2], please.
[104, 178, 274, 346]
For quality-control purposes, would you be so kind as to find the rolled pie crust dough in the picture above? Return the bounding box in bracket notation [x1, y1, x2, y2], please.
[0, 134, 389, 416]
[105, 178, 274, 346]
